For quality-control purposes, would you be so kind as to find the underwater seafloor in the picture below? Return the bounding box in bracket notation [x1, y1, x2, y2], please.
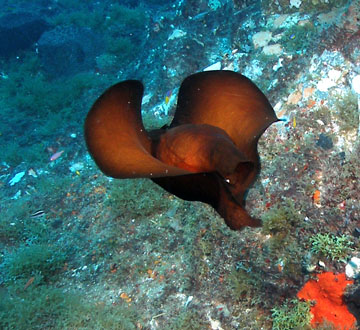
[1, 0, 360, 329]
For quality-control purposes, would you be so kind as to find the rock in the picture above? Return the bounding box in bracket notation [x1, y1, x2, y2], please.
[316, 133, 333, 150]
[121, 0, 140, 8]
[0, 12, 49, 58]
[69, 162, 84, 173]
[263, 44, 283, 56]
[346, 257, 360, 279]
[37, 26, 101, 77]
[352, 75, 360, 94]
[9, 171, 26, 186]
[353, 228, 360, 238]
[303, 87, 315, 98]
[344, 284, 360, 323]
[287, 90, 302, 105]
[168, 29, 187, 40]
[204, 62, 221, 71]
[290, 0, 302, 9]
[316, 69, 342, 92]
[252, 31, 272, 49]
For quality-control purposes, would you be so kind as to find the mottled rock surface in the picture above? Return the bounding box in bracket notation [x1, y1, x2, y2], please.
[37, 26, 101, 77]
[0, 12, 48, 57]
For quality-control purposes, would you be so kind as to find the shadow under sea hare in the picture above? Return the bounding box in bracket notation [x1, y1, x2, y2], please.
[85, 70, 279, 230]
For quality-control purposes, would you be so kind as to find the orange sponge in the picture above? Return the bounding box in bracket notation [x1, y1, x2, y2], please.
[297, 272, 356, 329]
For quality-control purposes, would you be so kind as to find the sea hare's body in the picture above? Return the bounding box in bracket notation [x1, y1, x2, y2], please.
[85, 70, 278, 230]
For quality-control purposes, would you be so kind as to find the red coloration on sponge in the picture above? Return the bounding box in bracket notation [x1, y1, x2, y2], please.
[297, 272, 356, 329]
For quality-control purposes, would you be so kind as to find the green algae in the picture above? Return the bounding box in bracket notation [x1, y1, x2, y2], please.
[107, 4, 147, 29]
[168, 310, 208, 330]
[2, 242, 66, 283]
[0, 284, 139, 330]
[310, 233, 354, 261]
[105, 36, 136, 62]
[142, 111, 170, 130]
[106, 179, 174, 219]
[271, 299, 311, 330]
[51, 2, 147, 31]
[262, 199, 303, 254]
[262, 0, 348, 14]
[228, 267, 262, 303]
[333, 91, 359, 133]
[280, 23, 318, 54]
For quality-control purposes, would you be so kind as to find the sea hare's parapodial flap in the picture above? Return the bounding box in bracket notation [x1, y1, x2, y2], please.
[171, 70, 279, 162]
[85, 80, 190, 178]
